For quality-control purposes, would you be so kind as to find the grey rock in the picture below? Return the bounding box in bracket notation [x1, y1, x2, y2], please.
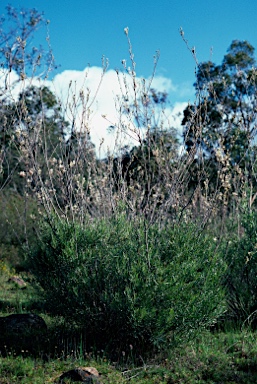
[8, 275, 27, 289]
[58, 366, 101, 383]
[0, 313, 47, 334]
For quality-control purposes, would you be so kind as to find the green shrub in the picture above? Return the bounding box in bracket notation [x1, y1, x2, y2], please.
[28, 215, 225, 353]
[0, 191, 39, 269]
[224, 210, 257, 326]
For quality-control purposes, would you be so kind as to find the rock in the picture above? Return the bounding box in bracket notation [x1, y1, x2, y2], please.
[58, 366, 101, 383]
[0, 313, 47, 334]
[0, 314, 47, 356]
[8, 275, 27, 289]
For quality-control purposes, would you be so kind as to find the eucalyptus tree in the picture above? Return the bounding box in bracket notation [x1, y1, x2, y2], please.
[182, 40, 257, 213]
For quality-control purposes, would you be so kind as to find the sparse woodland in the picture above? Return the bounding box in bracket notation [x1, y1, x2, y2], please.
[1, 5, 257, 383]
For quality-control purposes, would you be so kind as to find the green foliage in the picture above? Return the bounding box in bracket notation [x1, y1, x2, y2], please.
[0, 191, 39, 269]
[182, 40, 257, 215]
[183, 40, 256, 160]
[28, 215, 225, 353]
[224, 210, 257, 325]
[157, 224, 226, 337]
[111, 89, 179, 220]
[0, 85, 67, 193]
[2, 330, 257, 383]
[0, 5, 55, 77]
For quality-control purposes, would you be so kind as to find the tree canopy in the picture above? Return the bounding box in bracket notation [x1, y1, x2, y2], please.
[0, 5, 55, 80]
[182, 40, 257, 212]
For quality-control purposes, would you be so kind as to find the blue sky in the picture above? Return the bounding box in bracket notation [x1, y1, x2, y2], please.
[1, 1, 256, 100]
[0, 0, 256, 154]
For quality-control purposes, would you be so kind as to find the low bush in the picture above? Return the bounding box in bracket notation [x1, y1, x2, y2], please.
[224, 210, 257, 326]
[28, 214, 226, 354]
[0, 191, 39, 270]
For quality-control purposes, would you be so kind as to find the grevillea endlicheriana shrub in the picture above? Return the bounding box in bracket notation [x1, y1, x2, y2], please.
[29, 214, 226, 352]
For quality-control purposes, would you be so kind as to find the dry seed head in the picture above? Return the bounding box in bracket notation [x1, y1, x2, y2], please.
[20, 72, 26, 80]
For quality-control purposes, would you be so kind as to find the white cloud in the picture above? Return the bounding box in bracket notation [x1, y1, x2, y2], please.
[0, 68, 47, 101]
[171, 102, 187, 130]
[50, 67, 190, 156]
[0, 69, 19, 90]
[1, 66, 189, 157]
[51, 67, 135, 156]
[150, 76, 176, 93]
[176, 81, 195, 100]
